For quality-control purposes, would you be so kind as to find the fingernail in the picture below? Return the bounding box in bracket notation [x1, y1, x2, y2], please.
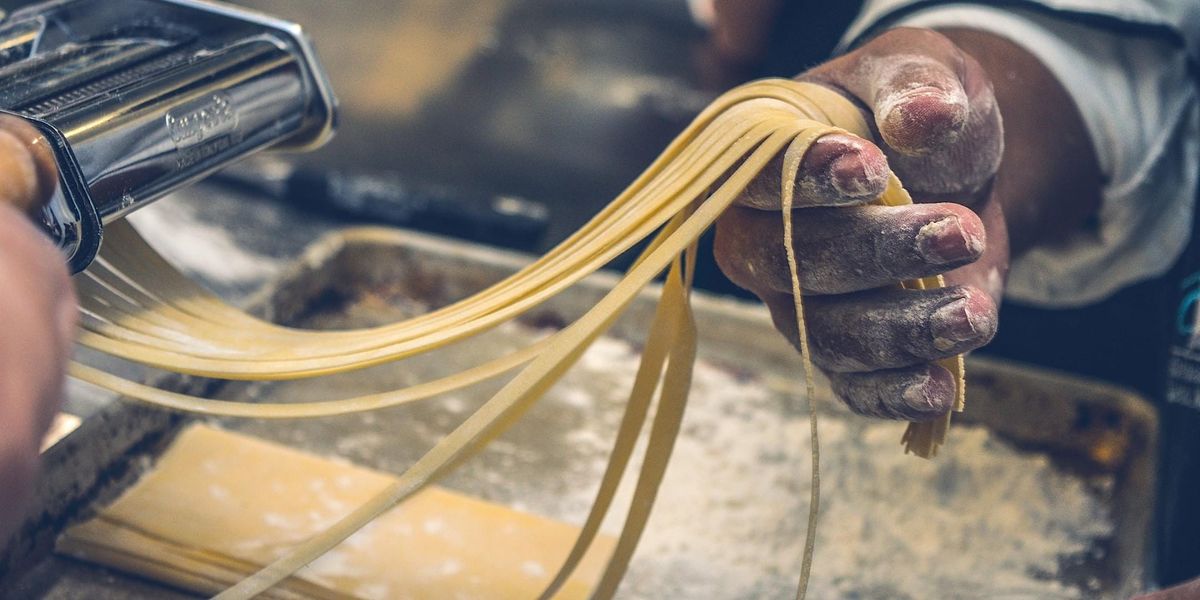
[899, 367, 954, 418]
[930, 297, 982, 351]
[916, 216, 981, 265]
[828, 148, 888, 200]
[877, 88, 969, 154]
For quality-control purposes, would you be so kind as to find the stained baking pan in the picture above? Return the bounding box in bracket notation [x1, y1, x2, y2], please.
[6, 227, 1156, 599]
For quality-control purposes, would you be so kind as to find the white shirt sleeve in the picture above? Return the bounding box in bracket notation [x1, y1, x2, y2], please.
[848, 4, 1200, 307]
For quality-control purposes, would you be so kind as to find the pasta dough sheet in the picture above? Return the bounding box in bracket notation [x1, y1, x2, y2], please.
[56, 424, 616, 599]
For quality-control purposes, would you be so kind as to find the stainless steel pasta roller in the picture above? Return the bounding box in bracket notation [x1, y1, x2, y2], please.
[0, 0, 337, 272]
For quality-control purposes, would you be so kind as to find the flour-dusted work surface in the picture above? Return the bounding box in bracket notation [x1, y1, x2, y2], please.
[218, 297, 1116, 600]
[13, 227, 1153, 599]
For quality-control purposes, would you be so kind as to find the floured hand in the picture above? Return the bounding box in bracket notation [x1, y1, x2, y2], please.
[715, 28, 1006, 419]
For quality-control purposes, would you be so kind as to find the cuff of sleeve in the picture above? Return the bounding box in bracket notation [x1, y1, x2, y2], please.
[856, 4, 1200, 306]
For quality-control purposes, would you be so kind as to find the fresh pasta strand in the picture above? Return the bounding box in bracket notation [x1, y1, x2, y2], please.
[69, 79, 966, 598]
[781, 128, 824, 600]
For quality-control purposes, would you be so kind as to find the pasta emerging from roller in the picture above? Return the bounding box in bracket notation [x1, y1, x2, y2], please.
[70, 79, 965, 599]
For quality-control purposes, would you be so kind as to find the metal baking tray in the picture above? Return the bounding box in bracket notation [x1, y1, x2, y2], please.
[4, 227, 1157, 599]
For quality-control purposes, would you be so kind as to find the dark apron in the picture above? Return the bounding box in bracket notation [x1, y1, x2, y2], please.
[1156, 203, 1200, 587]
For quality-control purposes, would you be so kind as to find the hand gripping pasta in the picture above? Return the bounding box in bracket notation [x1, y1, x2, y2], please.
[69, 79, 966, 599]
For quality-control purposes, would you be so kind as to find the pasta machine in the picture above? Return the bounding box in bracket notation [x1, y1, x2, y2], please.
[0, 0, 337, 272]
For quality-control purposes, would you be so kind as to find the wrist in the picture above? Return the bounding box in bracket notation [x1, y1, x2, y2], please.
[934, 28, 1101, 257]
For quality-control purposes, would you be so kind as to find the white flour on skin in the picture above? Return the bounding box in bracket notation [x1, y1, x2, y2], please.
[850, 52, 1002, 199]
[855, 52, 968, 145]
